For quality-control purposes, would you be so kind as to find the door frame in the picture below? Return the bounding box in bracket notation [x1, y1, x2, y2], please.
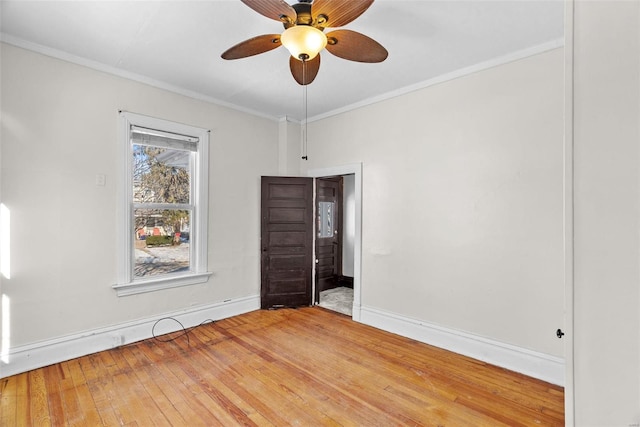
[307, 163, 362, 321]
[563, 0, 575, 423]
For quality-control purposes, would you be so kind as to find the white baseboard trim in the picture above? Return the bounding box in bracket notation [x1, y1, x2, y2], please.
[0, 295, 260, 378]
[359, 305, 565, 386]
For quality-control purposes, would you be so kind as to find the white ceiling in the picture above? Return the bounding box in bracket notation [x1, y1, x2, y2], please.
[0, 0, 564, 122]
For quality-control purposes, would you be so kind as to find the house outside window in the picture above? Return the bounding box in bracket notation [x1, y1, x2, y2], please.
[114, 112, 211, 296]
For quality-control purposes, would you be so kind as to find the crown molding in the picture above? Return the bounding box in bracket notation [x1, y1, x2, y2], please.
[1, 33, 563, 125]
[0, 33, 279, 122]
[308, 38, 565, 123]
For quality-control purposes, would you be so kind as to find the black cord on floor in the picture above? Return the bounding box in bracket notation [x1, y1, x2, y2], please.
[151, 317, 215, 347]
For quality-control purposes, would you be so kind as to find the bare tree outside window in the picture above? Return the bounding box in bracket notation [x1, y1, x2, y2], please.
[132, 143, 192, 277]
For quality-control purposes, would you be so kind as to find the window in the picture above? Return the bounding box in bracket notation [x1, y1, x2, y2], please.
[114, 112, 211, 296]
[317, 201, 335, 238]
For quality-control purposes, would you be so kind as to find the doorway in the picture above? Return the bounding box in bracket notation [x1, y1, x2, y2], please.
[315, 175, 356, 316]
[308, 164, 362, 321]
[259, 164, 363, 319]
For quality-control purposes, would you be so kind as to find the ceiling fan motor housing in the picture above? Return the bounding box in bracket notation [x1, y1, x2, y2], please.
[287, 2, 313, 27]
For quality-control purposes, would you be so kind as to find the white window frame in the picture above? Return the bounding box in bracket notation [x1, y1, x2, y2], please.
[113, 111, 211, 296]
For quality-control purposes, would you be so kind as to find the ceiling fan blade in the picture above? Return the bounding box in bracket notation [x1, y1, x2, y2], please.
[240, 0, 296, 23]
[221, 34, 282, 60]
[311, 0, 374, 28]
[290, 55, 321, 85]
[325, 29, 388, 63]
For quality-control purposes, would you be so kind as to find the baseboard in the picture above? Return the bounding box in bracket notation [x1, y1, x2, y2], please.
[359, 305, 565, 386]
[0, 295, 260, 378]
[337, 275, 354, 289]
[2, 298, 564, 385]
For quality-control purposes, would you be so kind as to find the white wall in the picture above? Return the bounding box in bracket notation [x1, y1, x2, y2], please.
[573, 1, 640, 424]
[302, 48, 565, 358]
[0, 44, 278, 348]
[278, 117, 301, 176]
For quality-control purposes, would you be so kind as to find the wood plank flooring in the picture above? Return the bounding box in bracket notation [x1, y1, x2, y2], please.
[0, 307, 564, 426]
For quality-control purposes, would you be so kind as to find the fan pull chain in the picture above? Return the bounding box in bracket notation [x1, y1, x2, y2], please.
[301, 59, 308, 160]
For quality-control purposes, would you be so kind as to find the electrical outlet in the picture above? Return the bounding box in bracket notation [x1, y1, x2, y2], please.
[111, 335, 124, 348]
[95, 174, 106, 186]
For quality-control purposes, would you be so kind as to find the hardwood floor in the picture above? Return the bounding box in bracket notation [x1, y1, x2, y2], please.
[0, 307, 564, 426]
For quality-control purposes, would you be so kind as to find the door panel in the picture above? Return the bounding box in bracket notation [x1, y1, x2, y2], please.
[261, 176, 313, 309]
[315, 177, 343, 302]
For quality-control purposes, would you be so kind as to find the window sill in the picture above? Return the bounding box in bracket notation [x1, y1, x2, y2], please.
[112, 272, 213, 297]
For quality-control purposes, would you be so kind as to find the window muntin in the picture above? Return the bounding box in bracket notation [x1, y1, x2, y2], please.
[115, 112, 210, 296]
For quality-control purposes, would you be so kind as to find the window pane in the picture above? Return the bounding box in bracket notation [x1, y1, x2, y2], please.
[317, 201, 335, 238]
[133, 144, 190, 204]
[134, 208, 191, 278]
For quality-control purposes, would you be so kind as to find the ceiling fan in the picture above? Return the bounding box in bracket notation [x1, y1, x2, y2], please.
[221, 0, 388, 85]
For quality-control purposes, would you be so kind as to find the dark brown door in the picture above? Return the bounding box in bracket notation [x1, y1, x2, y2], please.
[315, 176, 343, 302]
[261, 176, 313, 309]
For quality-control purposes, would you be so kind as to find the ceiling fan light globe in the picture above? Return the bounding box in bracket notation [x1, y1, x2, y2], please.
[281, 25, 327, 61]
